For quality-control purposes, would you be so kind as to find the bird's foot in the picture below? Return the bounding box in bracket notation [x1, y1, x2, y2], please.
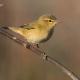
[29, 43, 39, 49]
[23, 42, 39, 49]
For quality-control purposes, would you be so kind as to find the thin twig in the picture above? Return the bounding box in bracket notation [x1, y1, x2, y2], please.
[0, 27, 80, 80]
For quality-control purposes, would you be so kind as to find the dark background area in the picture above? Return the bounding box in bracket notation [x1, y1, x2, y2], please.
[0, 0, 80, 80]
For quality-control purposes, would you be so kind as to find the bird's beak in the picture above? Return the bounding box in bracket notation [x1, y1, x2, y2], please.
[56, 18, 64, 24]
[56, 20, 63, 24]
[54, 19, 63, 27]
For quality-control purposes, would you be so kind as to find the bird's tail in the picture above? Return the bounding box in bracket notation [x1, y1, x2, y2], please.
[0, 24, 9, 29]
[0, 24, 18, 32]
[0, 24, 24, 36]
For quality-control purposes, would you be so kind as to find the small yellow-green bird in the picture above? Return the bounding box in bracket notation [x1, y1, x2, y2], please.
[3, 14, 58, 45]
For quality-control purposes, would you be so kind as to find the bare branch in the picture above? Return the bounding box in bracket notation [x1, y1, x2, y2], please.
[0, 27, 80, 80]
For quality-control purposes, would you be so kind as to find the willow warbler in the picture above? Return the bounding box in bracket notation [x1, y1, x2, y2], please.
[4, 14, 58, 44]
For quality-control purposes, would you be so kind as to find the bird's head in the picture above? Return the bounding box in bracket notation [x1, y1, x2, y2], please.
[38, 14, 58, 30]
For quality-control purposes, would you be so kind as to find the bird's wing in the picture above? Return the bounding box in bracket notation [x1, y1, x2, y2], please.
[19, 23, 35, 30]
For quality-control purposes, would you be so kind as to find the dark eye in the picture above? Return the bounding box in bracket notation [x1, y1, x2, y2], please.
[49, 20, 52, 22]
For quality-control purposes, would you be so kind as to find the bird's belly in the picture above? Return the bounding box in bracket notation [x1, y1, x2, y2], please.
[26, 30, 48, 43]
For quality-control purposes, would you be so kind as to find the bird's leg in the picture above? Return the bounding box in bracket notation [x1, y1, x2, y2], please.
[25, 43, 47, 60]
[30, 43, 39, 48]
[23, 42, 31, 49]
[33, 44, 39, 48]
[23, 42, 39, 49]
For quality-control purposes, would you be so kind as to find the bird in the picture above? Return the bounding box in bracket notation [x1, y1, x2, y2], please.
[1, 14, 58, 47]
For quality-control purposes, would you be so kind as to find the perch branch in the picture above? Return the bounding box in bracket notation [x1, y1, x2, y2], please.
[0, 27, 80, 80]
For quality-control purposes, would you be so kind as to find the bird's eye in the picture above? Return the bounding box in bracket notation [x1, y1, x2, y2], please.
[49, 20, 52, 22]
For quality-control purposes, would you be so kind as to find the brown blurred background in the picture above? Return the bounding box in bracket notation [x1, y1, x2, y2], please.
[0, 0, 80, 80]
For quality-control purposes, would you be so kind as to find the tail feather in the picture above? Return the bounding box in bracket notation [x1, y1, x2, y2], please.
[1, 27, 9, 29]
[0, 25, 24, 36]
[0, 24, 9, 29]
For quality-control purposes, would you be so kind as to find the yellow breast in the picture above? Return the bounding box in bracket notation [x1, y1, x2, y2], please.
[23, 29, 48, 43]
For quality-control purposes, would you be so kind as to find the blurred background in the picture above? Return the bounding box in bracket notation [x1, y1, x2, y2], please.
[0, 0, 80, 80]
